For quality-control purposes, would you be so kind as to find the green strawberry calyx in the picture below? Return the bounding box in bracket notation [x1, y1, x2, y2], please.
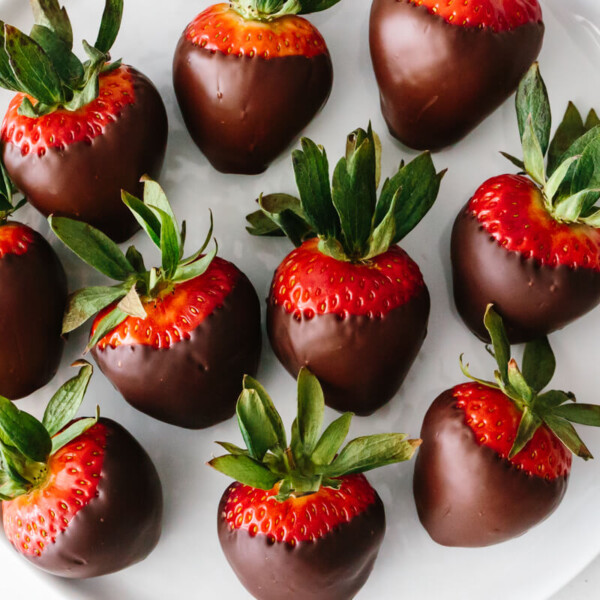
[0, 160, 25, 224]
[209, 368, 421, 501]
[461, 305, 600, 460]
[503, 62, 600, 227]
[0, 362, 97, 501]
[48, 177, 217, 352]
[246, 123, 446, 263]
[0, 0, 123, 117]
[230, 0, 342, 22]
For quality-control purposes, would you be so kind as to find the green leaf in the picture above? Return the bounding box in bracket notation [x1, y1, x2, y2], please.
[292, 138, 339, 239]
[246, 210, 286, 238]
[500, 152, 526, 171]
[483, 305, 511, 383]
[544, 155, 580, 203]
[552, 403, 600, 427]
[30, 0, 73, 48]
[125, 245, 146, 273]
[0, 397, 51, 463]
[94, 0, 124, 54]
[459, 354, 500, 390]
[209, 454, 282, 490]
[0, 24, 21, 92]
[29, 25, 83, 87]
[324, 434, 420, 477]
[554, 188, 600, 221]
[62, 41, 105, 111]
[548, 102, 586, 175]
[49, 216, 135, 281]
[374, 152, 443, 245]
[318, 237, 348, 262]
[297, 0, 342, 13]
[516, 62, 551, 157]
[171, 242, 217, 284]
[51, 415, 98, 454]
[42, 362, 93, 437]
[311, 412, 353, 466]
[364, 186, 399, 259]
[556, 126, 600, 191]
[543, 414, 593, 459]
[86, 306, 128, 351]
[297, 368, 324, 456]
[180, 210, 214, 266]
[522, 337, 555, 393]
[537, 389, 575, 409]
[236, 389, 280, 461]
[4, 24, 64, 106]
[571, 136, 600, 194]
[62, 284, 128, 334]
[117, 284, 147, 319]
[585, 109, 600, 131]
[143, 177, 181, 249]
[522, 114, 546, 185]
[122, 191, 161, 247]
[215, 441, 249, 456]
[581, 208, 600, 227]
[509, 407, 541, 458]
[507, 359, 532, 403]
[243, 375, 287, 449]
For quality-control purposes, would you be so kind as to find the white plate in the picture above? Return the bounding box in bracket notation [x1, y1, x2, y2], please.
[0, 0, 599, 598]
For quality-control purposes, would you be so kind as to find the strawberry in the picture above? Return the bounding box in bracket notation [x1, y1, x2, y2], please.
[0, 162, 66, 399]
[247, 124, 445, 414]
[413, 305, 600, 547]
[49, 177, 262, 429]
[0, 362, 163, 577]
[210, 368, 420, 600]
[452, 63, 600, 343]
[369, 0, 544, 150]
[0, 0, 167, 242]
[173, 0, 340, 174]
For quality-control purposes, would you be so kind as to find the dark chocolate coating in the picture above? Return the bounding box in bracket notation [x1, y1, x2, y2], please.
[451, 207, 600, 343]
[29, 418, 163, 577]
[2, 67, 168, 243]
[0, 223, 67, 399]
[267, 286, 430, 415]
[92, 272, 262, 429]
[173, 39, 333, 174]
[218, 486, 386, 600]
[369, 0, 544, 151]
[413, 390, 567, 547]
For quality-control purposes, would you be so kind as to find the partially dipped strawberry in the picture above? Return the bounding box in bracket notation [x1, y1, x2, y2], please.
[173, 0, 340, 174]
[210, 369, 420, 600]
[1, 362, 163, 577]
[452, 64, 600, 343]
[0, 162, 66, 399]
[369, 0, 544, 150]
[50, 178, 261, 429]
[413, 306, 600, 547]
[1, 0, 167, 242]
[247, 125, 445, 414]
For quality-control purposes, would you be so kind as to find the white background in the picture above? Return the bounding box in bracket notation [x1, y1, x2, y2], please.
[0, 0, 599, 598]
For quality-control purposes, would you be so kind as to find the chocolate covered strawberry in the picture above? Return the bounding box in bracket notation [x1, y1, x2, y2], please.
[210, 369, 420, 600]
[50, 177, 261, 429]
[369, 0, 544, 150]
[414, 305, 600, 547]
[247, 125, 444, 414]
[452, 64, 600, 343]
[173, 0, 340, 175]
[0, 162, 66, 399]
[1, 0, 167, 242]
[1, 362, 163, 577]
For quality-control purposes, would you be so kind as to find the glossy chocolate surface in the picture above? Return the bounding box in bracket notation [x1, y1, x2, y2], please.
[0, 223, 67, 399]
[173, 39, 333, 174]
[413, 390, 567, 547]
[218, 486, 386, 600]
[369, 0, 544, 150]
[451, 207, 600, 343]
[92, 272, 262, 429]
[268, 286, 430, 415]
[2, 67, 168, 243]
[30, 418, 163, 577]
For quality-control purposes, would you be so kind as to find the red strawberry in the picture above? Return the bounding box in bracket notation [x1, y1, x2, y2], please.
[210, 369, 420, 600]
[0, 167, 66, 399]
[452, 64, 600, 342]
[1, 363, 163, 577]
[413, 306, 600, 547]
[173, 1, 338, 174]
[50, 177, 261, 429]
[247, 125, 444, 414]
[0, 1, 167, 242]
[369, 0, 544, 150]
